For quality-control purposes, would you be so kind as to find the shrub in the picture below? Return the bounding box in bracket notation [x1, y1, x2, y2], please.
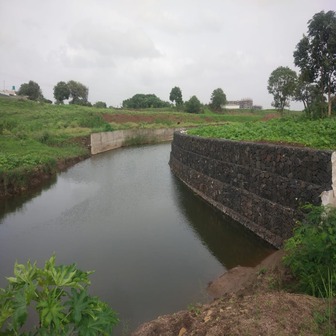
[0, 255, 119, 335]
[185, 95, 202, 114]
[94, 101, 107, 108]
[283, 205, 336, 296]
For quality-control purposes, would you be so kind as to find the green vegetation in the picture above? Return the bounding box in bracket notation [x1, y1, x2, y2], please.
[294, 10, 336, 117]
[93, 101, 107, 108]
[188, 117, 336, 150]
[18, 80, 44, 102]
[209, 88, 227, 112]
[283, 205, 336, 335]
[267, 66, 297, 114]
[284, 206, 336, 297]
[269, 10, 336, 117]
[169, 86, 183, 108]
[53, 80, 90, 105]
[122, 93, 170, 109]
[0, 96, 273, 196]
[0, 97, 108, 195]
[184, 95, 202, 114]
[0, 255, 119, 335]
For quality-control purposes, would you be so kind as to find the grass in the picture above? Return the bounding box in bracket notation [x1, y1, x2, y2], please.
[188, 116, 336, 150]
[0, 96, 283, 196]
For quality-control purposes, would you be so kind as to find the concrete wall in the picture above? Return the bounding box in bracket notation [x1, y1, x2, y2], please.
[170, 131, 335, 248]
[91, 128, 182, 155]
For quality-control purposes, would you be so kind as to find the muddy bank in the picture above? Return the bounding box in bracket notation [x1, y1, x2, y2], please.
[0, 154, 90, 200]
[131, 251, 330, 336]
[0, 135, 92, 200]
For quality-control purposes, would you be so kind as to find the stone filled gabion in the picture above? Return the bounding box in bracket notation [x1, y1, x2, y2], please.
[169, 132, 333, 248]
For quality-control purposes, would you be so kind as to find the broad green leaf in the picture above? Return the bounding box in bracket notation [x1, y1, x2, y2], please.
[0, 255, 118, 334]
[0, 299, 14, 328]
[36, 289, 66, 330]
[67, 288, 90, 324]
[12, 289, 28, 329]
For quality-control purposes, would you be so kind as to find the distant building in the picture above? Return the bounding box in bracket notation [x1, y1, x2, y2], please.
[224, 98, 262, 110]
[225, 104, 240, 109]
[0, 89, 16, 97]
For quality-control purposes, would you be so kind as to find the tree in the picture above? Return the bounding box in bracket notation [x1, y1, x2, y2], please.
[210, 88, 227, 111]
[294, 74, 326, 118]
[267, 66, 297, 113]
[94, 101, 107, 108]
[169, 86, 183, 107]
[294, 10, 336, 117]
[67, 80, 89, 105]
[122, 94, 170, 109]
[185, 95, 202, 114]
[53, 81, 70, 104]
[0, 255, 119, 334]
[17, 80, 43, 101]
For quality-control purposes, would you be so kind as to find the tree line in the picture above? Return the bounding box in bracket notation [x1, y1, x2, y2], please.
[17, 80, 94, 106]
[16, 78, 228, 113]
[122, 87, 227, 113]
[267, 10, 336, 118]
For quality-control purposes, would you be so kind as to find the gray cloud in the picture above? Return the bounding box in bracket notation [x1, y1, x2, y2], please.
[0, 0, 335, 108]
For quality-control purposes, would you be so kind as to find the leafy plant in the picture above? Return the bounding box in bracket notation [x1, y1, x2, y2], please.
[188, 117, 336, 149]
[0, 255, 119, 335]
[283, 205, 336, 296]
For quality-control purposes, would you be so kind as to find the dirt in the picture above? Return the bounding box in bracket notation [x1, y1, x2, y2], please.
[261, 113, 280, 122]
[102, 113, 213, 125]
[132, 251, 334, 336]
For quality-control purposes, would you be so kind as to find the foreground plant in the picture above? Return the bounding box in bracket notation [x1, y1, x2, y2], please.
[0, 255, 119, 335]
[283, 205, 336, 296]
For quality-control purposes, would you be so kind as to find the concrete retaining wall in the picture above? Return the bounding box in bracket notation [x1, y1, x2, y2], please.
[91, 128, 182, 155]
[169, 131, 335, 248]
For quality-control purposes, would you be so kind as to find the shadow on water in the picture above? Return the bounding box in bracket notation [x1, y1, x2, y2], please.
[171, 175, 275, 269]
[0, 143, 275, 333]
[0, 176, 58, 224]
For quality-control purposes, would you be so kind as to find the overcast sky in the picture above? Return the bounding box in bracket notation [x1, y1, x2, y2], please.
[1, 0, 335, 109]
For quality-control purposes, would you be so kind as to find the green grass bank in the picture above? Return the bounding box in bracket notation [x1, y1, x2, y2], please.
[0, 97, 272, 197]
[188, 117, 336, 150]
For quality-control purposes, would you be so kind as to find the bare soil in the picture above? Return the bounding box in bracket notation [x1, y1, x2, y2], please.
[261, 113, 280, 122]
[132, 251, 335, 336]
[102, 113, 213, 124]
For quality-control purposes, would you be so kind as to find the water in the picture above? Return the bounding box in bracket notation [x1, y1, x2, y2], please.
[0, 143, 274, 333]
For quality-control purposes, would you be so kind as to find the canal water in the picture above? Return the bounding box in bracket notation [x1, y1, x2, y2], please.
[0, 143, 274, 333]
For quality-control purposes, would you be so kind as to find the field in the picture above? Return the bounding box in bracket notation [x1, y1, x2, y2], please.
[188, 117, 336, 150]
[0, 96, 289, 196]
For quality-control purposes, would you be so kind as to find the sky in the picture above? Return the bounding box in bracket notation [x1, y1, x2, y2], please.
[1, 0, 335, 109]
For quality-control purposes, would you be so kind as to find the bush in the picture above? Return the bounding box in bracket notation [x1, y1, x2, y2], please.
[94, 101, 107, 108]
[185, 95, 202, 114]
[283, 205, 336, 296]
[0, 255, 119, 335]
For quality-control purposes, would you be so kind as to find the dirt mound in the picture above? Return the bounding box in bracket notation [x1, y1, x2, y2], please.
[132, 292, 326, 336]
[132, 251, 332, 336]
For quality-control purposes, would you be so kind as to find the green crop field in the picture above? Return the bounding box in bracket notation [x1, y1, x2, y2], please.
[188, 117, 336, 150]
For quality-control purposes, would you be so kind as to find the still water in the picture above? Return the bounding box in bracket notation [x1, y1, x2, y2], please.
[0, 143, 274, 332]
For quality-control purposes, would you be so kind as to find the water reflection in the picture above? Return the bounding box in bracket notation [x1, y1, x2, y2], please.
[0, 143, 274, 333]
[0, 176, 57, 223]
[172, 177, 274, 269]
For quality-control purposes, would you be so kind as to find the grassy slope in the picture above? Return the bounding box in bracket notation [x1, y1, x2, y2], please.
[0, 98, 272, 171]
[0, 97, 275, 195]
[188, 117, 336, 150]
